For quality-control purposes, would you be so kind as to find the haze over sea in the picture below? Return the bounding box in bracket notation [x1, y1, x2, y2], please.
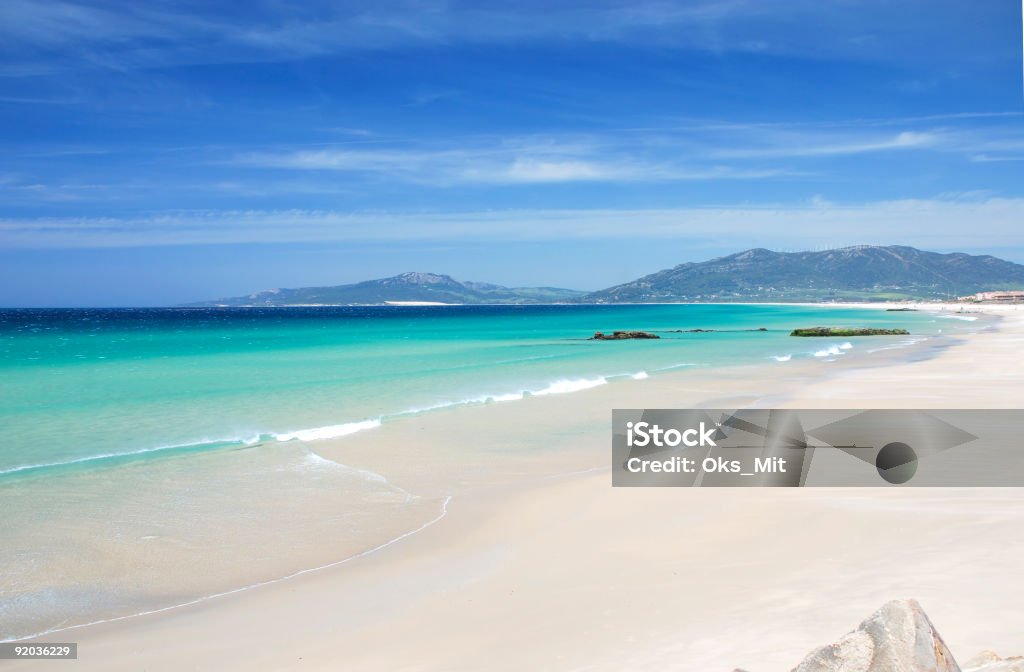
[0, 303, 968, 640]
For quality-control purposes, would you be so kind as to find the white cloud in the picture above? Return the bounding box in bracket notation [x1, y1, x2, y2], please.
[234, 141, 790, 185]
[3, 196, 1023, 250]
[712, 131, 937, 159]
[231, 120, 1019, 187]
[971, 154, 1024, 163]
[502, 159, 608, 183]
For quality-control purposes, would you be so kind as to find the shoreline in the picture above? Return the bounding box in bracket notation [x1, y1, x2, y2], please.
[4, 303, 1022, 670]
[52, 299, 1015, 310]
[0, 302, 946, 483]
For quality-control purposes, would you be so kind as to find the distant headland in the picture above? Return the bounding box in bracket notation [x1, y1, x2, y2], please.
[185, 245, 1024, 307]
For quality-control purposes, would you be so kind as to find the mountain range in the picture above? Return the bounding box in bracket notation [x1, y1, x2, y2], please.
[190, 272, 588, 306]
[187, 246, 1024, 306]
[587, 245, 1024, 302]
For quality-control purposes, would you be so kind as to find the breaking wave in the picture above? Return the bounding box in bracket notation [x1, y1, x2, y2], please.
[273, 419, 382, 442]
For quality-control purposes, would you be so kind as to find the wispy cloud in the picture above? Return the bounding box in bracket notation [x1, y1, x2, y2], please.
[3, 114, 1019, 208]
[0, 0, 184, 47]
[0, 1, 762, 56]
[230, 119, 1019, 186]
[0, 0, 732, 74]
[971, 154, 1024, 163]
[4, 196, 1022, 250]
[0, 173, 121, 202]
[712, 131, 937, 159]
[1, 0, 1008, 75]
[643, 119, 1024, 163]
[234, 139, 793, 185]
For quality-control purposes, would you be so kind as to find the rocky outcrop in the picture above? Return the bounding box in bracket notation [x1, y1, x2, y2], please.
[590, 330, 660, 340]
[790, 327, 911, 337]
[792, 599, 959, 672]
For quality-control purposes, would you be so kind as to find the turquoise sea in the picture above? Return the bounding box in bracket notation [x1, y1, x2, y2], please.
[0, 304, 956, 479]
[0, 304, 975, 640]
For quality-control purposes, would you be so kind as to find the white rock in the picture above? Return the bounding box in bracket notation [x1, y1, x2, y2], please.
[792, 599, 959, 672]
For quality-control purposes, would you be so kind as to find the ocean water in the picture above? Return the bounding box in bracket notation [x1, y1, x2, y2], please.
[0, 305, 947, 478]
[0, 304, 962, 639]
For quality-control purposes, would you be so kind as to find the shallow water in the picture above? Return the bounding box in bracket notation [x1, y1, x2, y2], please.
[0, 305, 947, 477]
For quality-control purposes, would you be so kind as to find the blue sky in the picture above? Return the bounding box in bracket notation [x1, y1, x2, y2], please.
[1, 0, 1023, 305]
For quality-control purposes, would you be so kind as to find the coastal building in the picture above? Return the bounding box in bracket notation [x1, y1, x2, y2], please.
[958, 290, 1024, 303]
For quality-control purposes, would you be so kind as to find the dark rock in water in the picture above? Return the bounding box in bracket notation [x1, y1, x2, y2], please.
[791, 599, 959, 672]
[791, 327, 910, 337]
[591, 330, 660, 340]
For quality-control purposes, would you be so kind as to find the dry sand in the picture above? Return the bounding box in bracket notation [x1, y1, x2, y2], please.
[9, 304, 1024, 672]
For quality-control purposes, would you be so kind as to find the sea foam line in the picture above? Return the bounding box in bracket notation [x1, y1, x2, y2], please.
[5, 374, 636, 478]
[387, 376, 612, 417]
[1, 494, 453, 644]
[654, 362, 697, 372]
[273, 419, 381, 442]
[0, 434, 262, 478]
[297, 450, 416, 500]
[531, 377, 608, 395]
[867, 336, 930, 353]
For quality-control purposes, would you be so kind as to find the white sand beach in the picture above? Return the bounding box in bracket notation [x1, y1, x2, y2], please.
[9, 304, 1024, 672]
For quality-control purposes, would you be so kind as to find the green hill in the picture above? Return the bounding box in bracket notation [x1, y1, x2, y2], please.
[583, 245, 1024, 302]
[188, 272, 586, 306]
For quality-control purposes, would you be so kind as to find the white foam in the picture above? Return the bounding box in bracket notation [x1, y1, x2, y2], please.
[938, 314, 978, 321]
[487, 392, 524, 403]
[772, 354, 792, 362]
[867, 336, 930, 353]
[299, 452, 388, 484]
[839, 342, 853, 350]
[297, 450, 416, 501]
[531, 377, 608, 396]
[631, 371, 649, 380]
[397, 375, 614, 417]
[655, 362, 697, 371]
[83, 374, 625, 465]
[813, 344, 846, 357]
[273, 419, 381, 442]
[0, 434, 267, 477]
